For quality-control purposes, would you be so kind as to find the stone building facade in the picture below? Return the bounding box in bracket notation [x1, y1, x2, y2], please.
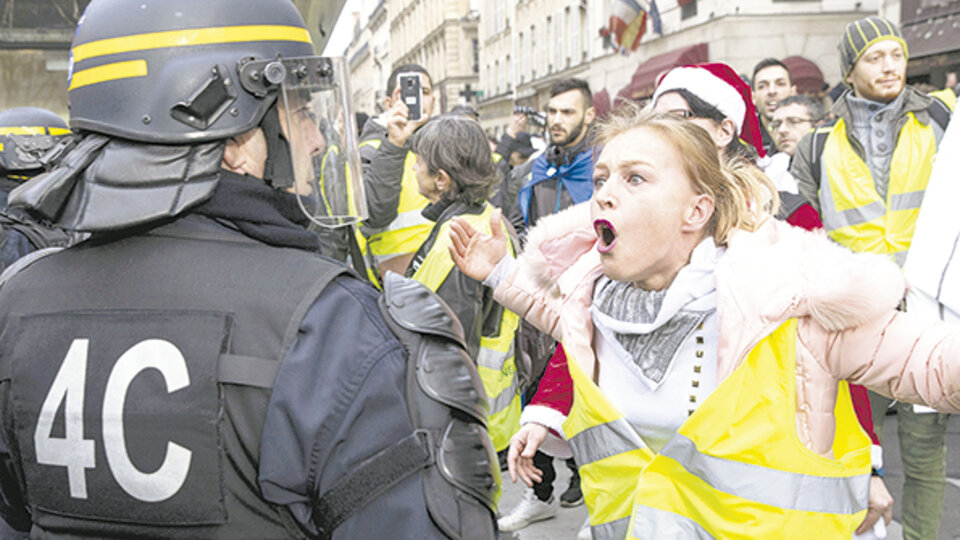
[478, 0, 885, 137]
[387, 0, 481, 114]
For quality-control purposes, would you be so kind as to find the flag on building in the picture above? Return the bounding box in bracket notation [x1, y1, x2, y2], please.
[650, 0, 662, 35]
[601, 0, 654, 54]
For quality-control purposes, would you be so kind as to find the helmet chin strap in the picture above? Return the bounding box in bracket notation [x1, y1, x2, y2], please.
[260, 102, 295, 190]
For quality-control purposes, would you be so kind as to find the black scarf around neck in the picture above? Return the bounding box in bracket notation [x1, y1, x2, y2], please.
[192, 170, 320, 251]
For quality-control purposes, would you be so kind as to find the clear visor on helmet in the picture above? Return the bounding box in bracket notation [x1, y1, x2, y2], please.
[274, 57, 366, 228]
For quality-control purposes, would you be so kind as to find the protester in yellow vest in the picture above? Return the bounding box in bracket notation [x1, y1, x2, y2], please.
[357, 64, 436, 277]
[406, 115, 522, 455]
[790, 17, 954, 540]
[447, 109, 960, 540]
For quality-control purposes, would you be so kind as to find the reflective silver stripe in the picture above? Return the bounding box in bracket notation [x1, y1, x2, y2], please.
[568, 418, 647, 466]
[591, 516, 630, 540]
[661, 434, 869, 515]
[889, 190, 925, 211]
[478, 342, 513, 371]
[894, 250, 907, 267]
[817, 149, 884, 231]
[818, 145, 925, 231]
[631, 505, 714, 539]
[384, 208, 430, 233]
[489, 372, 519, 415]
[820, 194, 886, 231]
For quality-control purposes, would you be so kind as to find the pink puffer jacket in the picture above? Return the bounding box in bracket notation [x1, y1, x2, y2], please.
[494, 202, 960, 456]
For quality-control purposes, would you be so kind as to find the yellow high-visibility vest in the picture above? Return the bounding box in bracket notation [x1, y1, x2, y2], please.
[818, 113, 943, 266]
[563, 319, 871, 540]
[411, 204, 522, 452]
[360, 138, 433, 265]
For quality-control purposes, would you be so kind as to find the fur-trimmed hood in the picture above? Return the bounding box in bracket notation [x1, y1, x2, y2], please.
[518, 202, 906, 335]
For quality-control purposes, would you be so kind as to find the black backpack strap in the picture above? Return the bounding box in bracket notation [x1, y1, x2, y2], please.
[311, 430, 433, 539]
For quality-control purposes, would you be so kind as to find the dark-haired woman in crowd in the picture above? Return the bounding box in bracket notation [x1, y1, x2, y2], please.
[406, 114, 522, 454]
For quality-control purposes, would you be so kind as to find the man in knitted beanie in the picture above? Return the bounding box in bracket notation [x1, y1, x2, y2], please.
[791, 16, 954, 539]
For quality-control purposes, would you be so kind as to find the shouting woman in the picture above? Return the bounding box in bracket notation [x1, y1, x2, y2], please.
[448, 108, 960, 540]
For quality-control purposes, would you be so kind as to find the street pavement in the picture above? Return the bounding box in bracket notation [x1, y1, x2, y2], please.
[500, 412, 960, 539]
[501, 460, 588, 540]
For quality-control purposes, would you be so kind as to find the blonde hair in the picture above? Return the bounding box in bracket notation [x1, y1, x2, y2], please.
[595, 104, 778, 245]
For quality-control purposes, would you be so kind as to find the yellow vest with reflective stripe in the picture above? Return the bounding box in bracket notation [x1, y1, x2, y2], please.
[361, 139, 432, 264]
[818, 114, 939, 266]
[563, 319, 871, 540]
[411, 204, 522, 452]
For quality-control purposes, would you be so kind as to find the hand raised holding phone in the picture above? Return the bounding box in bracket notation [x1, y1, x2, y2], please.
[386, 72, 431, 147]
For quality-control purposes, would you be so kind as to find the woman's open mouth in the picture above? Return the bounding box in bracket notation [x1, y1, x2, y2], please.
[594, 219, 617, 253]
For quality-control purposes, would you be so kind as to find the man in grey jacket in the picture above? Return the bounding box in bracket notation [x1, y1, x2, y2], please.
[790, 16, 953, 539]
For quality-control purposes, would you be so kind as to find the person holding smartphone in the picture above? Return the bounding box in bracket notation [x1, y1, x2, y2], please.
[357, 64, 437, 279]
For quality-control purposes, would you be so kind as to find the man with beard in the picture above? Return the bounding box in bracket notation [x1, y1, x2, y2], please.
[752, 58, 798, 156]
[791, 16, 953, 539]
[510, 79, 596, 232]
[497, 78, 595, 534]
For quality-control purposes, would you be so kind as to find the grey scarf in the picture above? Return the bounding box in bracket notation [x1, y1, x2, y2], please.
[593, 278, 710, 383]
[590, 238, 722, 384]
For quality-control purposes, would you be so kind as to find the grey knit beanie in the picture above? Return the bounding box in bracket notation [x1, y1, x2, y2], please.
[838, 16, 908, 81]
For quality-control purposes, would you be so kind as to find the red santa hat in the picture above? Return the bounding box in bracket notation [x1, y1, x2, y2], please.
[652, 63, 766, 158]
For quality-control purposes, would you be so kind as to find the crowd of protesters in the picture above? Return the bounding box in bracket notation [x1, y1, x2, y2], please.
[1, 2, 959, 539]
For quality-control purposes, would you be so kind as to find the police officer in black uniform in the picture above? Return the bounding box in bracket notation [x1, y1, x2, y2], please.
[0, 1, 498, 538]
[0, 107, 73, 269]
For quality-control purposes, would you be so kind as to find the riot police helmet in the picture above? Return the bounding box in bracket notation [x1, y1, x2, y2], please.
[62, 0, 367, 227]
[0, 107, 70, 174]
[68, 0, 315, 144]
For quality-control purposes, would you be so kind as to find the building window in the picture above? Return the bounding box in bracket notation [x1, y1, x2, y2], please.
[506, 55, 512, 91]
[567, 6, 578, 67]
[680, 0, 697, 20]
[473, 38, 479, 74]
[519, 32, 526, 84]
[530, 24, 537, 79]
[579, 3, 587, 61]
[547, 15, 553, 73]
[495, 0, 505, 33]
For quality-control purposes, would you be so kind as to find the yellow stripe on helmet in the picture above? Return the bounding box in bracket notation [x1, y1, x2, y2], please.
[69, 59, 148, 91]
[0, 127, 48, 135]
[72, 25, 312, 64]
[0, 127, 72, 135]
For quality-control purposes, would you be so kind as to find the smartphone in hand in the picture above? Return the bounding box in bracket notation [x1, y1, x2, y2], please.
[397, 72, 423, 122]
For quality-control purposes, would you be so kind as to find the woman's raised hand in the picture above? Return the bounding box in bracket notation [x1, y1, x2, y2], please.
[448, 208, 508, 282]
[507, 423, 549, 486]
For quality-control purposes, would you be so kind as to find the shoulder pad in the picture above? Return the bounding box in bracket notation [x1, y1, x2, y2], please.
[380, 272, 465, 347]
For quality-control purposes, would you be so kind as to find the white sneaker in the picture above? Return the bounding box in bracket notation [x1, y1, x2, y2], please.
[577, 516, 592, 540]
[497, 487, 558, 532]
